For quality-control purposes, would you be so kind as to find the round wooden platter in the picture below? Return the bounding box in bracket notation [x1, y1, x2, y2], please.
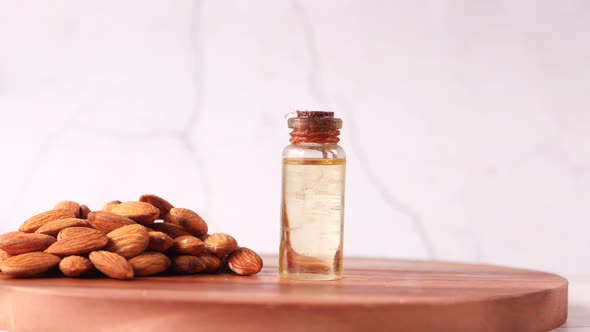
[0, 256, 567, 332]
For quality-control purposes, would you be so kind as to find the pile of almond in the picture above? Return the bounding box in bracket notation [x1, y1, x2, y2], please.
[0, 195, 263, 279]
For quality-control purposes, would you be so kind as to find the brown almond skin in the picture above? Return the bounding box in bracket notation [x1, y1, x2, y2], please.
[198, 252, 222, 273]
[111, 201, 160, 224]
[147, 231, 174, 252]
[227, 247, 263, 276]
[204, 233, 238, 258]
[89, 251, 134, 280]
[1, 252, 61, 277]
[172, 255, 206, 274]
[35, 218, 90, 237]
[172, 235, 204, 255]
[0, 249, 11, 264]
[57, 227, 101, 241]
[139, 194, 174, 219]
[59, 255, 94, 277]
[0, 232, 57, 255]
[45, 228, 108, 256]
[19, 209, 77, 233]
[87, 211, 136, 233]
[54, 201, 81, 218]
[148, 222, 192, 239]
[102, 200, 122, 212]
[128, 252, 171, 276]
[104, 224, 149, 259]
[164, 208, 208, 238]
[79, 204, 91, 219]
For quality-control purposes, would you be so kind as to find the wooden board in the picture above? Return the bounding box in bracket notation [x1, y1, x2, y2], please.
[0, 256, 567, 332]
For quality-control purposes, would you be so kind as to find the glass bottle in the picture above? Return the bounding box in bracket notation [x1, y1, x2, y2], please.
[279, 111, 346, 280]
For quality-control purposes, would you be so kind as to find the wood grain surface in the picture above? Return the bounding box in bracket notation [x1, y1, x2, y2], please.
[0, 256, 567, 332]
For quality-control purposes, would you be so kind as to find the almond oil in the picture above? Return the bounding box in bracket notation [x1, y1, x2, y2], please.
[279, 111, 346, 281]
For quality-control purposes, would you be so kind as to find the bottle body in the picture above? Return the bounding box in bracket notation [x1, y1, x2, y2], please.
[280, 143, 346, 280]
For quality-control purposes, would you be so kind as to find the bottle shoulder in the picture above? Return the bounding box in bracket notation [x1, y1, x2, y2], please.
[282, 143, 346, 159]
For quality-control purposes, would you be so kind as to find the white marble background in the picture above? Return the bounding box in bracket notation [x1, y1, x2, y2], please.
[0, 0, 589, 277]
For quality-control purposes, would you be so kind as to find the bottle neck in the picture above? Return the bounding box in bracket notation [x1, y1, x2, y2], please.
[289, 128, 341, 144]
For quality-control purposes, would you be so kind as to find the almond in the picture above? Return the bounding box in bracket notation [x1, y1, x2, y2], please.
[128, 252, 171, 276]
[35, 218, 90, 237]
[89, 251, 134, 280]
[0, 252, 61, 277]
[139, 194, 174, 219]
[59, 255, 93, 277]
[164, 208, 208, 238]
[54, 201, 81, 218]
[19, 209, 77, 233]
[102, 200, 122, 212]
[172, 235, 204, 255]
[227, 247, 263, 276]
[0, 249, 11, 264]
[204, 233, 238, 258]
[79, 204, 91, 219]
[45, 227, 108, 256]
[148, 222, 192, 239]
[104, 224, 149, 259]
[0, 232, 57, 255]
[57, 227, 98, 240]
[198, 252, 222, 273]
[147, 231, 173, 252]
[171, 255, 206, 275]
[87, 211, 136, 233]
[111, 201, 159, 224]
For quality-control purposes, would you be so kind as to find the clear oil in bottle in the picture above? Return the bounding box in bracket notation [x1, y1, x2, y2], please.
[279, 111, 345, 281]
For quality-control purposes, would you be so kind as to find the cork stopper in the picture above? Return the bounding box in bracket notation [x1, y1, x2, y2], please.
[288, 111, 342, 130]
[295, 111, 334, 118]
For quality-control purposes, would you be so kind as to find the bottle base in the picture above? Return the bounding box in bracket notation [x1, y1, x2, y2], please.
[279, 272, 342, 281]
